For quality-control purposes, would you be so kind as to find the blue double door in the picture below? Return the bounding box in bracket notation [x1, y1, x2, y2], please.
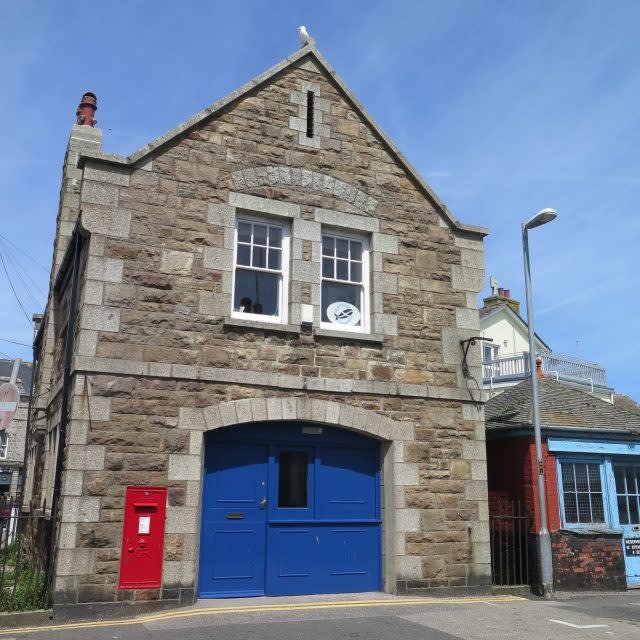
[198, 422, 381, 598]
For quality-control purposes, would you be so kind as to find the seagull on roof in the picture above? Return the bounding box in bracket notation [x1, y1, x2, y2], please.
[298, 25, 314, 47]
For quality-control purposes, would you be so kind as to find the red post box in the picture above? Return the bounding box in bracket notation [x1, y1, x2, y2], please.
[118, 486, 167, 590]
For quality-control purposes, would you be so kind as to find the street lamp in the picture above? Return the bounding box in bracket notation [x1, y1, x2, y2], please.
[522, 207, 557, 596]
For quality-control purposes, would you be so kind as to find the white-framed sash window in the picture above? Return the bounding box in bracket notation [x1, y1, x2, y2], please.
[231, 216, 290, 324]
[320, 232, 369, 333]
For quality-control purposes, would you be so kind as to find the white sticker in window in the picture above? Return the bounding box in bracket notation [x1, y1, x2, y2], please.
[326, 301, 360, 327]
[138, 516, 151, 534]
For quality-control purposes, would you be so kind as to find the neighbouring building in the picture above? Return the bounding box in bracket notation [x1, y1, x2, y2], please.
[0, 359, 33, 500]
[487, 370, 640, 590]
[480, 277, 614, 402]
[24, 42, 491, 615]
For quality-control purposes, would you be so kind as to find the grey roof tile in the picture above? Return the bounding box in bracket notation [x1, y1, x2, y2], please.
[486, 376, 640, 433]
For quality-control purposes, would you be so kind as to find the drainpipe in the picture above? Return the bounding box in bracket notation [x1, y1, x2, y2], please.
[45, 224, 83, 591]
[18, 339, 40, 513]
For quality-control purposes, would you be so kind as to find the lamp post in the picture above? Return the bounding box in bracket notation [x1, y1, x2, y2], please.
[522, 207, 557, 596]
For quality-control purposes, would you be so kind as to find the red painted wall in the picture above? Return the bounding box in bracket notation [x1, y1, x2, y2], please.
[487, 435, 560, 532]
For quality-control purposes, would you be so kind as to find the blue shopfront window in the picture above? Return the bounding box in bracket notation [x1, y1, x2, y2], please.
[559, 461, 606, 525]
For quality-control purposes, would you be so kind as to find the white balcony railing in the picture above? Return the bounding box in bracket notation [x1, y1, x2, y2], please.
[482, 352, 608, 389]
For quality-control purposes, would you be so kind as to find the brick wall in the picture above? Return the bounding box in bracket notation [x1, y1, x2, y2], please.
[487, 435, 560, 532]
[552, 531, 627, 591]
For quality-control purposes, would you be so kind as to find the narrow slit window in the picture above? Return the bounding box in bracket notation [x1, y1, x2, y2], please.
[306, 91, 315, 138]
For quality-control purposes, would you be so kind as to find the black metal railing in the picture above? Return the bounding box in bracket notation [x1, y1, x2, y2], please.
[489, 500, 530, 586]
[0, 496, 51, 612]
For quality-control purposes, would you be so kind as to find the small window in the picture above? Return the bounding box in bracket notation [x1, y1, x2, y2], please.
[560, 462, 605, 524]
[321, 232, 369, 333]
[0, 432, 7, 460]
[232, 217, 289, 324]
[483, 343, 499, 362]
[278, 451, 308, 508]
[306, 91, 315, 138]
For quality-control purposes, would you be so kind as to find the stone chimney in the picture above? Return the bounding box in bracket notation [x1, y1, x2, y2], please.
[482, 277, 521, 315]
[49, 93, 103, 279]
[75, 92, 97, 127]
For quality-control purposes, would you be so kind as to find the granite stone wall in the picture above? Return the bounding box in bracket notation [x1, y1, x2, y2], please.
[31, 50, 489, 610]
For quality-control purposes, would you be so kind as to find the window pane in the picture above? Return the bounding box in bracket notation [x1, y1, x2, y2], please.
[253, 246, 266, 269]
[336, 238, 349, 258]
[618, 496, 630, 525]
[238, 222, 251, 244]
[237, 244, 250, 266]
[630, 496, 640, 525]
[278, 451, 308, 508]
[336, 259, 349, 280]
[322, 257, 334, 279]
[233, 270, 280, 316]
[588, 464, 602, 492]
[564, 493, 578, 522]
[322, 235, 334, 256]
[575, 465, 588, 492]
[253, 224, 267, 246]
[268, 248, 281, 270]
[577, 493, 591, 522]
[615, 466, 626, 493]
[591, 494, 605, 522]
[627, 470, 638, 495]
[350, 240, 362, 261]
[269, 226, 282, 248]
[350, 262, 362, 283]
[561, 464, 575, 492]
[322, 281, 361, 327]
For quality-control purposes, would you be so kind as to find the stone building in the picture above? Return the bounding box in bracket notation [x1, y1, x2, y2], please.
[25, 43, 490, 614]
[0, 359, 33, 499]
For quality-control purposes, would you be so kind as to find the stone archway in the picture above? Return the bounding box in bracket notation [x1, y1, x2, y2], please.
[196, 396, 412, 442]
[177, 396, 414, 595]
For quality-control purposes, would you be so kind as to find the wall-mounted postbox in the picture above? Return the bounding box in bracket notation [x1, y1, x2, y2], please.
[118, 486, 167, 590]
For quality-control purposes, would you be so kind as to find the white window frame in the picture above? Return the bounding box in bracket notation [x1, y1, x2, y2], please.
[0, 432, 8, 460]
[231, 214, 290, 325]
[320, 230, 370, 334]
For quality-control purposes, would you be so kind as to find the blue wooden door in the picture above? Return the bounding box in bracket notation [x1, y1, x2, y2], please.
[198, 442, 268, 597]
[267, 440, 380, 595]
[199, 423, 381, 598]
[613, 463, 640, 586]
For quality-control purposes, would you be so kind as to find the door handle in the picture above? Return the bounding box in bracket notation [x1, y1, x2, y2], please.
[261, 497, 267, 509]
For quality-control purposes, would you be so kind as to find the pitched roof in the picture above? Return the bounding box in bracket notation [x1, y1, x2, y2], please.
[0, 359, 33, 397]
[486, 376, 640, 434]
[480, 302, 551, 351]
[77, 45, 487, 238]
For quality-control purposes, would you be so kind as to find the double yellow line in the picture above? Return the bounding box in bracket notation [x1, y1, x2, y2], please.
[0, 595, 525, 636]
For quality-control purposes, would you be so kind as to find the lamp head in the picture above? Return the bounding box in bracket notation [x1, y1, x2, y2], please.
[525, 208, 557, 230]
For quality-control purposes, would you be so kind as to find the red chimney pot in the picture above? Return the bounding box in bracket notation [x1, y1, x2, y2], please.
[504, 289, 510, 298]
[535, 356, 544, 378]
[76, 92, 97, 127]
[498, 287, 504, 296]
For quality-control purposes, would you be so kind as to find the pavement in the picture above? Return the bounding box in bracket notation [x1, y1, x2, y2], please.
[2, 591, 640, 639]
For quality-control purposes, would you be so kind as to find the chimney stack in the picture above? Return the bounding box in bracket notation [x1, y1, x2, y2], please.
[535, 356, 544, 378]
[75, 92, 97, 126]
[482, 276, 521, 315]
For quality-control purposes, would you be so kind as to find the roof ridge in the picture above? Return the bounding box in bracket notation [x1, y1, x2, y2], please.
[77, 45, 487, 237]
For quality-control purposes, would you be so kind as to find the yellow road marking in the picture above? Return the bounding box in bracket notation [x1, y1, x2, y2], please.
[0, 595, 526, 636]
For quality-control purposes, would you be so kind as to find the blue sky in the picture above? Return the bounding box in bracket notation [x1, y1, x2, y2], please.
[1, 1, 639, 400]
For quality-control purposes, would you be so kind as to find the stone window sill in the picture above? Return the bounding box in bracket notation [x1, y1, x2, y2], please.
[223, 317, 301, 335]
[313, 328, 384, 344]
